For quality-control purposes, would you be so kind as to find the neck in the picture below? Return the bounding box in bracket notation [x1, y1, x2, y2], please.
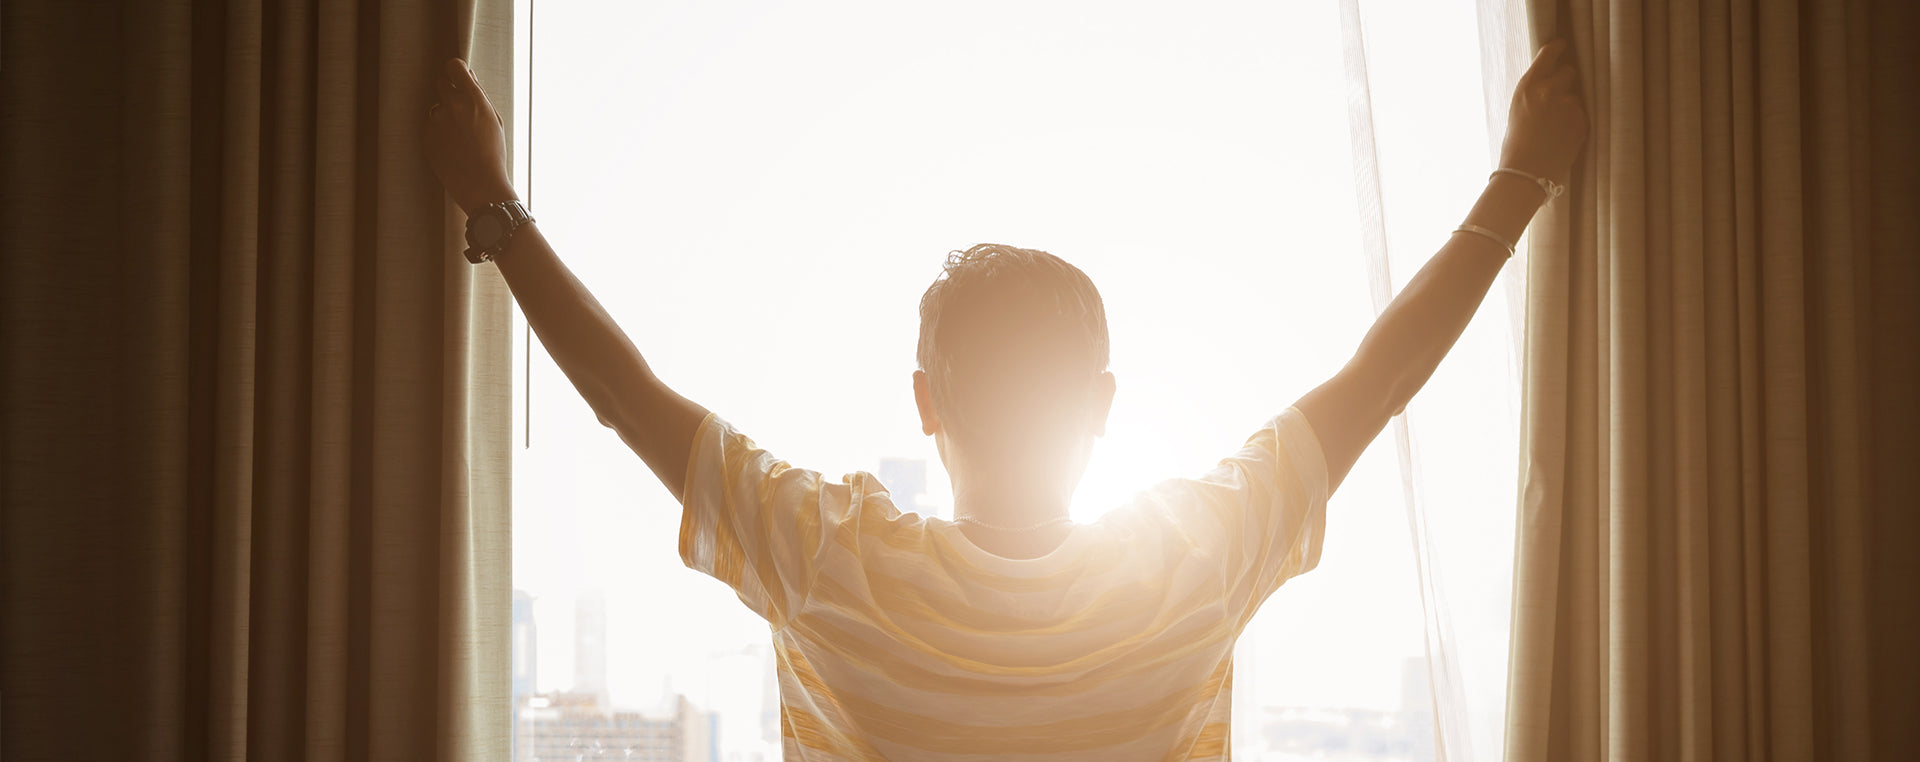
[948, 478, 1078, 559]
[950, 479, 1072, 528]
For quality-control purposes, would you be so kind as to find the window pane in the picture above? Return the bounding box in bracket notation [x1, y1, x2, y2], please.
[508, 3, 1511, 760]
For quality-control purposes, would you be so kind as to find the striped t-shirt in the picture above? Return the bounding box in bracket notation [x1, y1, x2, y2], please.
[678, 407, 1329, 761]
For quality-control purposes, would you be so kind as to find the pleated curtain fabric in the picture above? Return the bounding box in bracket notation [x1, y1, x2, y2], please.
[0, 1, 515, 759]
[1505, 1, 1920, 760]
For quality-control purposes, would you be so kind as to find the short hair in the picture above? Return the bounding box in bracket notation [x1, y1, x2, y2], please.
[916, 244, 1109, 437]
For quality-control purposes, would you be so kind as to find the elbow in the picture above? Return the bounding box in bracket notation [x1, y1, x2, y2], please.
[581, 362, 659, 432]
[582, 380, 634, 432]
[1379, 373, 1424, 420]
[587, 374, 673, 436]
[592, 390, 643, 433]
[1342, 350, 1419, 422]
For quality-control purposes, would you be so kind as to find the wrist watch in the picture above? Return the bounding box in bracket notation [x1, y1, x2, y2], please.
[464, 199, 534, 264]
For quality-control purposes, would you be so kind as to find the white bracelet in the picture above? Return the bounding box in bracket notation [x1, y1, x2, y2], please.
[1454, 223, 1515, 257]
[1491, 167, 1564, 203]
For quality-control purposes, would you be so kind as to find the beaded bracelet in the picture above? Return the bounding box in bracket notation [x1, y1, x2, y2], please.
[1491, 167, 1565, 203]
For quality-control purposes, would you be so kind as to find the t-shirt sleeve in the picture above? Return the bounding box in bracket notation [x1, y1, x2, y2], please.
[678, 413, 853, 628]
[1133, 406, 1331, 622]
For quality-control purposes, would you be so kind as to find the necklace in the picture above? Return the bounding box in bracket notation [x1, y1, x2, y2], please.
[954, 514, 1073, 532]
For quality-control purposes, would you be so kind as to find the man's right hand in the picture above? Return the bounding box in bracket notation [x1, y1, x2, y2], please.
[424, 58, 518, 215]
[1498, 39, 1588, 185]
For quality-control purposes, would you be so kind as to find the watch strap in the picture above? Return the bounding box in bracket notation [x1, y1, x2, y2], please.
[463, 199, 534, 264]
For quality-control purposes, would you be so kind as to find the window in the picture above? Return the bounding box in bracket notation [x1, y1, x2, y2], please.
[508, 2, 1519, 760]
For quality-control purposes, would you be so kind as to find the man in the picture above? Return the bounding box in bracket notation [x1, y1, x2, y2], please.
[425, 39, 1584, 760]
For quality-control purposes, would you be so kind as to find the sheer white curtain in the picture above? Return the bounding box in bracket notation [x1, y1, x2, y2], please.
[1337, 0, 1531, 759]
[512, 2, 1535, 759]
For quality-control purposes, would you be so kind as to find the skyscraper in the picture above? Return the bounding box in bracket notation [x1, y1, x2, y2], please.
[512, 589, 538, 761]
[1401, 656, 1436, 761]
[878, 457, 931, 516]
[574, 589, 609, 709]
[761, 642, 781, 747]
[513, 589, 538, 701]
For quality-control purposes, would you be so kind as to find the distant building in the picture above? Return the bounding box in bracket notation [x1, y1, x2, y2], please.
[878, 458, 932, 516]
[1400, 656, 1436, 761]
[511, 590, 717, 761]
[512, 589, 539, 761]
[1233, 649, 1259, 754]
[761, 644, 781, 746]
[1259, 705, 1422, 760]
[514, 590, 539, 700]
[514, 691, 715, 762]
[1253, 657, 1437, 761]
[575, 590, 609, 709]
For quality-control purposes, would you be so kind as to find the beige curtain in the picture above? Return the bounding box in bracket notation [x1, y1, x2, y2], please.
[0, 1, 514, 759]
[1506, 0, 1920, 760]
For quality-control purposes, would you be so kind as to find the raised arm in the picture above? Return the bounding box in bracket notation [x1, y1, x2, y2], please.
[424, 58, 707, 501]
[1293, 40, 1585, 492]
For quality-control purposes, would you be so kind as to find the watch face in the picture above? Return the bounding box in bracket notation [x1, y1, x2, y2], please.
[468, 214, 505, 247]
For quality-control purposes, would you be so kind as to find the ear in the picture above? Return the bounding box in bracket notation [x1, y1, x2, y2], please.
[1090, 371, 1116, 437]
[912, 370, 942, 436]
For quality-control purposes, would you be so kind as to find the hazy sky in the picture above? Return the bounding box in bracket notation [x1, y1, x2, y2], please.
[507, 1, 1519, 758]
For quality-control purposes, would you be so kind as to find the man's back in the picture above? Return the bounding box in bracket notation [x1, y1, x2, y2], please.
[680, 409, 1329, 760]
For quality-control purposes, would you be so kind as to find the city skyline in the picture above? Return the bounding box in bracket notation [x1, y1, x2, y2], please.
[507, 452, 1440, 762]
[511, 581, 1439, 761]
[514, 587, 736, 762]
